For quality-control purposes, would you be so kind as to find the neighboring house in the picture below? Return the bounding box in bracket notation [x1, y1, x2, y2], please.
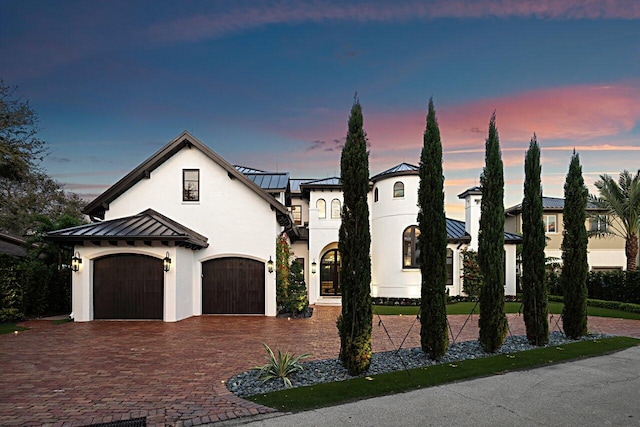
[47, 132, 521, 322]
[505, 197, 627, 272]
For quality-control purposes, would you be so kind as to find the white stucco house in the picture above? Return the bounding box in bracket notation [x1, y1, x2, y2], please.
[48, 131, 521, 322]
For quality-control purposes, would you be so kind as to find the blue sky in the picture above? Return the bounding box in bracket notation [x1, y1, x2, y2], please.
[1, 0, 639, 219]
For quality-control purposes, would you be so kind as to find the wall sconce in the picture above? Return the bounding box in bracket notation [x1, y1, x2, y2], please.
[71, 251, 82, 272]
[311, 259, 317, 274]
[267, 256, 274, 273]
[163, 252, 171, 272]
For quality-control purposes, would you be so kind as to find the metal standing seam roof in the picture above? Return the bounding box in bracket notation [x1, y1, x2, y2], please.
[243, 172, 290, 191]
[300, 177, 342, 187]
[506, 196, 603, 214]
[46, 209, 209, 249]
[233, 165, 270, 174]
[289, 179, 315, 193]
[371, 163, 419, 182]
[445, 218, 470, 242]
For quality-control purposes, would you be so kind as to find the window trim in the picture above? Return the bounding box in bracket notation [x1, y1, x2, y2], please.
[291, 205, 302, 225]
[316, 199, 326, 219]
[393, 181, 404, 198]
[183, 169, 200, 202]
[590, 215, 608, 232]
[331, 199, 341, 219]
[403, 225, 420, 269]
[543, 214, 557, 233]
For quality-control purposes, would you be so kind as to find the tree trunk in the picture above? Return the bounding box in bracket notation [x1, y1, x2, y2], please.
[626, 232, 638, 271]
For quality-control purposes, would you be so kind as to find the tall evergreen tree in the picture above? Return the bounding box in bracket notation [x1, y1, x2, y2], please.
[478, 112, 508, 352]
[336, 96, 372, 375]
[560, 151, 588, 338]
[521, 135, 549, 345]
[418, 98, 449, 359]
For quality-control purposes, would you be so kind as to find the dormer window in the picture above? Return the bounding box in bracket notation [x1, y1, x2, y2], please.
[393, 181, 404, 198]
[183, 169, 199, 201]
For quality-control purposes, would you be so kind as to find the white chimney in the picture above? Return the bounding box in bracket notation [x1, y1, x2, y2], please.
[458, 187, 482, 251]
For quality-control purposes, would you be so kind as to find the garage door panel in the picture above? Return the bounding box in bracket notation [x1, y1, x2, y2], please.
[202, 257, 265, 314]
[94, 254, 164, 320]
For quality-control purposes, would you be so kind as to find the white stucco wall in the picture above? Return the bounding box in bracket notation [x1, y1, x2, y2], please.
[78, 146, 281, 319]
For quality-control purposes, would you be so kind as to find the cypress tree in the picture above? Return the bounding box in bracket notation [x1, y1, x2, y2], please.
[521, 135, 549, 345]
[336, 95, 372, 375]
[478, 112, 508, 352]
[418, 98, 449, 360]
[560, 151, 588, 338]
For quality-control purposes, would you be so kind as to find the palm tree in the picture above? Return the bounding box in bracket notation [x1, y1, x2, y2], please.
[589, 170, 640, 271]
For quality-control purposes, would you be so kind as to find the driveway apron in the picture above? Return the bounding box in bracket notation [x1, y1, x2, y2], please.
[1, 307, 638, 426]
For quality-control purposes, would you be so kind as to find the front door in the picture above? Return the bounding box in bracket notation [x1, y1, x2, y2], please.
[320, 249, 341, 296]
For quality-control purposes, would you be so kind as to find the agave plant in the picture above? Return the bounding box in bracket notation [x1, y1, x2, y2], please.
[254, 343, 310, 388]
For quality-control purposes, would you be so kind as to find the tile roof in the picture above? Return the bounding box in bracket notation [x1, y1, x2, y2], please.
[46, 209, 209, 250]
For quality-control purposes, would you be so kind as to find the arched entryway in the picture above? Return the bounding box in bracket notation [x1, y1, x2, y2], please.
[320, 249, 341, 296]
[93, 254, 164, 320]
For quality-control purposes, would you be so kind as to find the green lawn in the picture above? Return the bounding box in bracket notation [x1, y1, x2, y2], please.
[372, 301, 640, 320]
[0, 323, 28, 335]
[249, 336, 639, 412]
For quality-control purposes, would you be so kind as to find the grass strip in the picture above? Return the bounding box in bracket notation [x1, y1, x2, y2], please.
[248, 336, 639, 412]
[51, 318, 72, 325]
[372, 302, 640, 319]
[0, 323, 28, 335]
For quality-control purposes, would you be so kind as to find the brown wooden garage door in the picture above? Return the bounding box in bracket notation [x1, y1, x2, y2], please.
[202, 257, 265, 314]
[94, 254, 164, 320]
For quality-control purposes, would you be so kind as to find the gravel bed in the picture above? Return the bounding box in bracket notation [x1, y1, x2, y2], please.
[227, 332, 611, 397]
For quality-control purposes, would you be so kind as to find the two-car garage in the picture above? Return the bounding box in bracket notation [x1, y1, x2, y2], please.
[92, 254, 265, 319]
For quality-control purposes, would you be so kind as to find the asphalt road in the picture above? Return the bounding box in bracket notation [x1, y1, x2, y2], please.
[222, 345, 640, 427]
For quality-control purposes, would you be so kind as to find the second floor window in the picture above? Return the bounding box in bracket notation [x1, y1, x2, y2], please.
[394, 181, 404, 198]
[543, 214, 557, 233]
[331, 199, 341, 219]
[183, 169, 199, 201]
[317, 199, 326, 219]
[292, 205, 302, 225]
[590, 215, 608, 232]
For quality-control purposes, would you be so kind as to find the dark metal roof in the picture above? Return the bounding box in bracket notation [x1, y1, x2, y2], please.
[445, 218, 470, 242]
[458, 186, 482, 199]
[234, 165, 270, 174]
[300, 177, 342, 189]
[244, 172, 290, 191]
[290, 179, 315, 193]
[371, 163, 419, 182]
[46, 209, 209, 250]
[505, 196, 603, 215]
[83, 132, 291, 230]
[504, 230, 523, 243]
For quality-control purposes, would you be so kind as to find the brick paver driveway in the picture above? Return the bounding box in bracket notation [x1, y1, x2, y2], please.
[1, 307, 638, 426]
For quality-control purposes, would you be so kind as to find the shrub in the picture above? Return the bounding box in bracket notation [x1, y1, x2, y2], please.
[285, 261, 309, 315]
[254, 343, 310, 388]
[461, 249, 482, 298]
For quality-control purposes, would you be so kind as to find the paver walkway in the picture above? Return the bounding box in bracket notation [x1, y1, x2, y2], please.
[1, 307, 638, 426]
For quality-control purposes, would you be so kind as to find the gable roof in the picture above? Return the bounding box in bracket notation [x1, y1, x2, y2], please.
[83, 132, 291, 228]
[371, 163, 419, 183]
[505, 196, 603, 215]
[46, 209, 209, 250]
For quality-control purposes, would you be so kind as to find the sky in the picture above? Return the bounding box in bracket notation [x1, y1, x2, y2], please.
[1, 0, 639, 219]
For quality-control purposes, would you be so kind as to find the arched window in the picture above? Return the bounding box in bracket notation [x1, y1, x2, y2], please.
[446, 248, 454, 286]
[320, 249, 341, 296]
[393, 181, 404, 198]
[331, 199, 341, 219]
[316, 199, 326, 219]
[403, 225, 420, 268]
[374, 187, 379, 202]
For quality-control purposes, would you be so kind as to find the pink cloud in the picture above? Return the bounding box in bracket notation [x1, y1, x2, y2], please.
[147, 1, 640, 43]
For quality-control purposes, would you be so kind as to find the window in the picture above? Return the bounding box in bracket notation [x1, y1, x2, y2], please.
[393, 181, 404, 198]
[183, 169, 199, 201]
[543, 214, 557, 233]
[374, 187, 379, 202]
[403, 226, 420, 268]
[590, 215, 608, 232]
[331, 199, 341, 219]
[292, 205, 302, 225]
[316, 199, 326, 219]
[446, 248, 453, 286]
[320, 249, 341, 296]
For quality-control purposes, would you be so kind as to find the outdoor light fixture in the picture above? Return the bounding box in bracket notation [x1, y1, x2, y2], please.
[267, 256, 274, 273]
[71, 251, 82, 272]
[311, 259, 317, 274]
[163, 252, 171, 272]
